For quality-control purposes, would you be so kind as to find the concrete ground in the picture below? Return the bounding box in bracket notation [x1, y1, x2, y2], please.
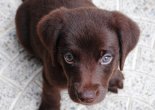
[0, 0, 155, 110]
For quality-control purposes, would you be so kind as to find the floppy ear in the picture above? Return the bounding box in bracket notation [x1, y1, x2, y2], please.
[37, 8, 67, 65]
[112, 11, 140, 70]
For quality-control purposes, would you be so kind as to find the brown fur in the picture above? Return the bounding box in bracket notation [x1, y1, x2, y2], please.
[15, 0, 140, 110]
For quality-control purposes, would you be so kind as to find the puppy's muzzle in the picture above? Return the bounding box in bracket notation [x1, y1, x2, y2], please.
[74, 82, 100, 103]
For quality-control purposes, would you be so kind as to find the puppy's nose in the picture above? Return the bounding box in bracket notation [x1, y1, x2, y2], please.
[77, 90, 99, 103]
[74, 82, 100, 103]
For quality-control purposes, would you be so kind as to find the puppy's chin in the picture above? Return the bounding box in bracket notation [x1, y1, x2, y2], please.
[68, 87, 108, 105]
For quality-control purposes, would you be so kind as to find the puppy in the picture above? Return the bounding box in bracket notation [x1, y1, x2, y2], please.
[15, 0, 140, 109]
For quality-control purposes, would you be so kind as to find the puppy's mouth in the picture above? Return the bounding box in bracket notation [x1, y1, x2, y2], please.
[68, 85, 108, 105]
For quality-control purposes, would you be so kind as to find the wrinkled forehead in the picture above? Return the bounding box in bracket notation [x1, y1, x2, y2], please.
[62, 26, 119, 55]
[59, 8, 119, 53]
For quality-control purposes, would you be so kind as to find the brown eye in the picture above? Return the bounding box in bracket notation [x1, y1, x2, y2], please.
[100, 53, 113, 65]
[64, 52, 74, 64]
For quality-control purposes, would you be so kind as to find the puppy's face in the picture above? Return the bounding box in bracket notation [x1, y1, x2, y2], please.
[37, 7, 140, 105]
[58, 27, 119, 104]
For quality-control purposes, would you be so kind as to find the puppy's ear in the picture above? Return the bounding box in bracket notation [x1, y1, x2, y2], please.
[37, 8, 67, 65]
[111, 11, 140, 70]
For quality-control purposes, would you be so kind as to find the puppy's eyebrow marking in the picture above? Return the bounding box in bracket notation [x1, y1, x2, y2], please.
[100, 47, 115, 53]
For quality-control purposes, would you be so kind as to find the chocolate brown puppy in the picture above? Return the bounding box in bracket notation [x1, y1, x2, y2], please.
[15, 0, 140, 110]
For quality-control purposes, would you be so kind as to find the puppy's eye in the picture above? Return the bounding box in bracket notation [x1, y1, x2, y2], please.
[64, 52, 74, 64]
[100, 53, 113, 65]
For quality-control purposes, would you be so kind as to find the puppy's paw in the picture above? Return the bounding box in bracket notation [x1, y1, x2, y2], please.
[108, 70, 124, 93]
[39, 102, 60, 110]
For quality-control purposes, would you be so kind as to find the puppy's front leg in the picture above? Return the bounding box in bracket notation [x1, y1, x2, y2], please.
[108, 70, 124, 93]
[39, 75, 60, 110]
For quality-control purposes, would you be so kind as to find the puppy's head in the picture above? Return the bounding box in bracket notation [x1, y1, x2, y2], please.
[37, 7, 140, 105]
